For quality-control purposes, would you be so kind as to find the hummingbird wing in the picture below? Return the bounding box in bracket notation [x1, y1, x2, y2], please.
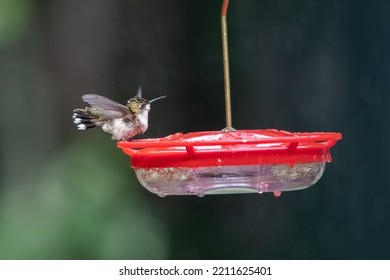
[81, 94, 130, 119]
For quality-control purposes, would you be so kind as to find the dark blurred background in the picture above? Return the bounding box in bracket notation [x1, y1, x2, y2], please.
[0, 0, 389, 259]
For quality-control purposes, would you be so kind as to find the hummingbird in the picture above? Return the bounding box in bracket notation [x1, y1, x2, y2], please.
[72, 87, 166, 140]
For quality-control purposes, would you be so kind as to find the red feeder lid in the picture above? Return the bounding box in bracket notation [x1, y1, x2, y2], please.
[117, 129, 342, 168]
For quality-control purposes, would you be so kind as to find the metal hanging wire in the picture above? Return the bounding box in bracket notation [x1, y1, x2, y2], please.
[221, 0, 235, 132]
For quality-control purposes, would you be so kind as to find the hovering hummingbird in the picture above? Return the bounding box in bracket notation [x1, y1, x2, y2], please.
[72, 87, 166, 140]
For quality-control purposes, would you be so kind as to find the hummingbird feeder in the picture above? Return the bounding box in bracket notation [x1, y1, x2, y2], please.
[118, 0, 342, 197]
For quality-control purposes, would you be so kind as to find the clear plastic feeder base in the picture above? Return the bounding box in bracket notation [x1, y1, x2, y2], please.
[134, 162, 326, 197]
[117, 129, 341, 197]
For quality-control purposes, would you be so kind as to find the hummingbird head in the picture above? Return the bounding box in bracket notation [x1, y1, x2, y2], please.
[127, 87, 167, 115]
[127, 96, 150, 115]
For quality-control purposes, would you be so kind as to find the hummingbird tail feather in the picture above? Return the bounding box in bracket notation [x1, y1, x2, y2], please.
[72, 109, 100, 130]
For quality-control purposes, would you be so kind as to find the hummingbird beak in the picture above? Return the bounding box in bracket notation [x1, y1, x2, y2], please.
[149, 95, 167, 103]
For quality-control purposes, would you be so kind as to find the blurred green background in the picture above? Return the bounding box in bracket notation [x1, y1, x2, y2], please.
[0, 0, 389, 259]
